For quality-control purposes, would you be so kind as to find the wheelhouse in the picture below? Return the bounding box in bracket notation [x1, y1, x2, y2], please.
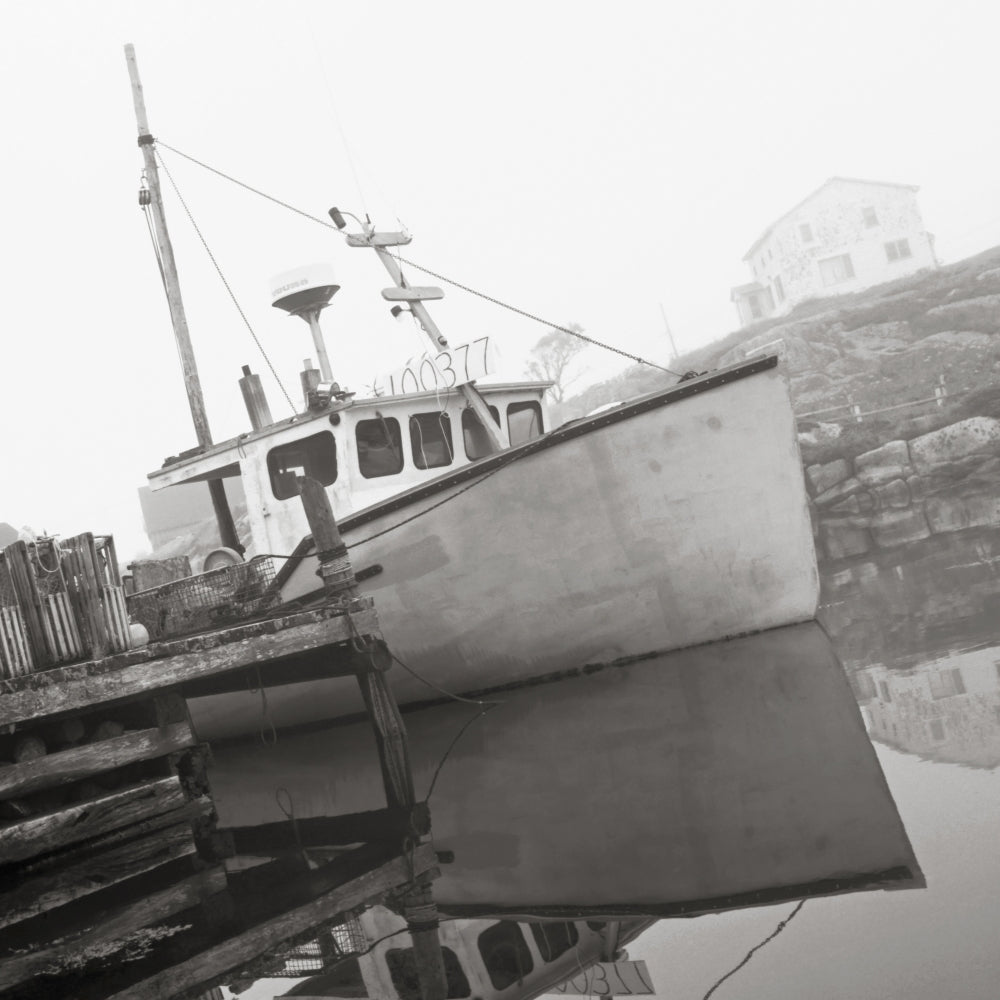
[149, 382, 551, 559]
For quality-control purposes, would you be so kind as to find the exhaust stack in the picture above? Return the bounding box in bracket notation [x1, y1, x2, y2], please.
[238, 365, 273, 431]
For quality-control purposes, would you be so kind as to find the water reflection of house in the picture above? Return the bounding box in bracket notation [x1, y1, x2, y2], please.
[857, 647, 1000, 769]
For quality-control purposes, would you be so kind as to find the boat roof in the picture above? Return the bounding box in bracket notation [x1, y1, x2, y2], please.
[149, 379, 553, 487]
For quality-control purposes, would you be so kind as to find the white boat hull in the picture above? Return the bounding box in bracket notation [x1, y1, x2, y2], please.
[189, 358, 820, 739]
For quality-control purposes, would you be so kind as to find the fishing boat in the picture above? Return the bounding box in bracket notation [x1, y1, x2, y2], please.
[125, 53, 819, 742]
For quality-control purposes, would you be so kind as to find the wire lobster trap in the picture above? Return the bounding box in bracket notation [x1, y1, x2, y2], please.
[0, 533, 132, 672]
[125, 556, 280, 642]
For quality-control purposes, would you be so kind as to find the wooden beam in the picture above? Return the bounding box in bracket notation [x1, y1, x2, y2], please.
[215, 803, 431, 858]
[0, 602, 381, 728]
[357, 669, 415, 811]
[0, 776, 186, 864]
[14, 796, 214, 880]
[101, 844, 437, 1000]
[0, 722, 195, 799]
[0, 822, 197, 931]
[0, 865, 228, 991]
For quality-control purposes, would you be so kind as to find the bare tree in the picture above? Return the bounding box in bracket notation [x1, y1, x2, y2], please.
[525, 325, 586, 403]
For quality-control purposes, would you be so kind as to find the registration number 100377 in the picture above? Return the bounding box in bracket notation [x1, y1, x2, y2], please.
[373, 336, 496, 397]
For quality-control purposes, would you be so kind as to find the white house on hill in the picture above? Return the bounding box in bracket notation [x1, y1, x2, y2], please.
[730, 177, 938, 327]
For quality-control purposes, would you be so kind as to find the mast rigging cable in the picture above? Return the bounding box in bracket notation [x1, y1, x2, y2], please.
[153, 140, 682, 378]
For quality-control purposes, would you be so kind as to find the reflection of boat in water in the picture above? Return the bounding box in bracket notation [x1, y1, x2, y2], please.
[273, 911, 654, 1000]
[210, 620, 922, 918]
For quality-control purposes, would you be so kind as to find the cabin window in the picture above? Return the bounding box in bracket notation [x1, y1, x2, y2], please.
[387, 946, 471, 1000]
[410, 412, 454, 469]
[507, 402, 544, 446]
[530, 922, 579, 962]
[462, 405, 500, 461]
[863, 206, 879, 227]
[478, 922, 534, 990]
[267, 431, 337, 500]
[356, 416, 404, 478]
[773, 275, 785, 302]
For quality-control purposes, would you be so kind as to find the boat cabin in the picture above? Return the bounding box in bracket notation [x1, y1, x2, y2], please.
[149, 381, 551, 559]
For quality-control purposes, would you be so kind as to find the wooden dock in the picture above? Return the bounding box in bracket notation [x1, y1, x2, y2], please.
[0, 595, 443, 1000]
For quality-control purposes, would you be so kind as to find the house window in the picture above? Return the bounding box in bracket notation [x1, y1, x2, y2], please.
[885, 238, 912, 262]
[863, 206, 879, 227]
[410, 412, 454, 469]
[507, 402, 544, 446]
[462, 405, 500, 461]
[478, 922, 534, 991]
[530, 922, 579, 962]
[929, 718, 946, 742]
[819, 253, 855, 286]
[879, 680, 892, 703]
[799, 222, 813, 243]
[774, 275, 785, 302]
[387, 947, 471, 1000]
[748, 293, 763, 320]
[355, 415, 403, 479]
[267, 431, 337, 500]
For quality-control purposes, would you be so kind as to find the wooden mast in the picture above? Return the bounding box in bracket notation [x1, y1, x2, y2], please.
[124, 44, 242, 555]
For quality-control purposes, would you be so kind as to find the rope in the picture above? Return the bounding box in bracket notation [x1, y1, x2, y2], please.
[424, 703, 498, 802]
[383, 647, 501, 801]
[393, 254, 682, 376]
[157, 140, 342, 231]
[700, 899, 807, 1000]
[248, 664, 278, 747]
[275, 786, 306, 863]
[154, 148, 297, 414]
[151, 141, 680, 376]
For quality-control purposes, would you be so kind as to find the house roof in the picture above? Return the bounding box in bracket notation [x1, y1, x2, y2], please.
[743, 176, 920, 260]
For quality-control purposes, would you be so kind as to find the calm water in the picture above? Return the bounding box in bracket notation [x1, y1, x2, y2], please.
[628, 527, 1000, 1000]
[233, 529, 1000, 1000]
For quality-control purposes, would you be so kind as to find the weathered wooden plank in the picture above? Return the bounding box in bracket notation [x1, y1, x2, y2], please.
[0, 822, 197, 931]
[0, 601, 381, 728]
[0, 776, 186, 863]
[0, 722, 195, 799]
[16, 796, 214, 878]
[0, 865, 228, 991]
[215, 803, 431, 858]
[103, 845, 437, 1000]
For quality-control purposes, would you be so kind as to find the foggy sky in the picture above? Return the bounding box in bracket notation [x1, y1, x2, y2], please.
[2, 0, 999, 556]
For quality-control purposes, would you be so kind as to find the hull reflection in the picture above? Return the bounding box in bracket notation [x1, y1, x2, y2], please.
[209, 620, 922, 918]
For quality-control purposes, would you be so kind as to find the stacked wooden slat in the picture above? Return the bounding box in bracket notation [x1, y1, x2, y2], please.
[0, 693, 224, 996]
[0, 558, 33, 679]
[0, 533, 132, 676]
